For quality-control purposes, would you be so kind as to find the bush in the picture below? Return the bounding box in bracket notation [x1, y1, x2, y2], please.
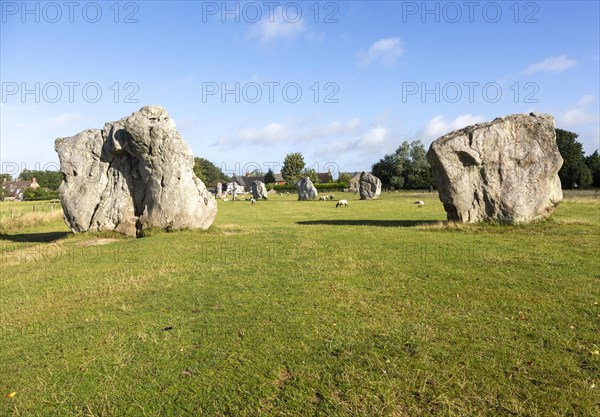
[23, 187, 59, 201]
[273, 182, 348, 192]
[315, 182, 348, 191]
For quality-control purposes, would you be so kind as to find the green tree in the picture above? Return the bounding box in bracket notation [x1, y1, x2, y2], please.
[302, 168, 318, 183]
[555, 129, 592, 188]
[18, 170, 63, 190]
[585, 150, 600, 188]
[23, 187, 59, 201]
[338, 172, 352, 185]
[406, 140, 434, 189]
[193, 157, 229, 185]
[0, 173, 12, 183]
[372, 141, 434, 189]
[264, 169, 276, 184]
[281, 152, 305, 184]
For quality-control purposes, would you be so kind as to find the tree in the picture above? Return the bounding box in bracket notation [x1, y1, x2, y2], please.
[281, 152, 305, 184]
[18, 170, 62, 190]
[338, 172, 352, 184]
[264, 169, 276, 184]
[555, 129, 592, 188]
[371, 140, 434, 189]
[586, 150, 600, 188]
[406, 140, 434, 189]
[0, 173, 12, 183]
[193, 157, 229, 185]
[302, 168, 318, 183]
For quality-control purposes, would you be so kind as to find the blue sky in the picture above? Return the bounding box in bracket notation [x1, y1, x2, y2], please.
[1, 0, 599, 178]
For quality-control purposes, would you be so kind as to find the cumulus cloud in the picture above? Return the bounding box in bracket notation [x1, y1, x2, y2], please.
[418, 114, 487, 140]
[357, 37, 403, 67]
[523, 55, 577, 74]
[216, 118, 365, 148]
[558, 95, 599, 127]
[247, 6, 306, 42]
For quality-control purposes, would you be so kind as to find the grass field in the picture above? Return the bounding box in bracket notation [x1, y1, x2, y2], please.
[1, 191, 599, 416]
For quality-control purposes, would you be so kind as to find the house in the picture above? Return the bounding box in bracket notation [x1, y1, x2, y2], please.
[349, 172, 363, 192]
[273, 173, 286, 185]
[228, 174, 265, 193]
[317, 172, 333, 184]
[1, 177, 40, 201]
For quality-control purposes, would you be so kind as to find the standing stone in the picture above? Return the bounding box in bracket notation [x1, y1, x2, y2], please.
[426, 113, 563, 224]
[216, 182, 223, 199]
[296, 177, 318, 200]
[359, 172, 382, 200]
[55, 106, 217, 237]
[251, 181, 269, 200]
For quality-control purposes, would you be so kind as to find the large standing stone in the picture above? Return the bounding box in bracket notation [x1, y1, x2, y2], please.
[359, 172, 382, 200]
[296, 177, 318, 200]
[426, 113, 563, 224]
[251, 181, 269, 200]
[55, 106, 217, 237]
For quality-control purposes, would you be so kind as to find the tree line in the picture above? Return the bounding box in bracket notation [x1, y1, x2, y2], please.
[1, 128, 599, 200]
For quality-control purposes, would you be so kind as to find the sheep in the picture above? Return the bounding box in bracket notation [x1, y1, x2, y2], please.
[250, 198, 256, 205]
[336, 199, 349, 207]
[319, 196, 328, 201]
[414, 200, 424, 207]
[223, 198, 229, 202]
[329, 194, 335, 200]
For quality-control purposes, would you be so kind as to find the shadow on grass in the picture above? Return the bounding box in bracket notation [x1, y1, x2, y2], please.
[296, 220, 438, 228]
[0, 231, 71, 243]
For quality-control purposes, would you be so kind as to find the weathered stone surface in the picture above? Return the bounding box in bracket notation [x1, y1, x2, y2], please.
[55, 106, 217, 237]
[426, 113, 563, 224]
[251, 181, 268, 200]
[296, 177, 318, 200]
[216, 182, 223, 199]
[359, 172, 382, 200]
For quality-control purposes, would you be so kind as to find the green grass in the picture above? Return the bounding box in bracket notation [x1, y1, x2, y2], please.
[1, 191, 599, 416]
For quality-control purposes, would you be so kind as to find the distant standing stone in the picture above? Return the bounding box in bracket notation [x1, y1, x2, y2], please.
[426, 113, 563, 223]
[296, 177, 318, 200]
[251, 181, 269, 200]
[359, 172, 382, 200]
[216, 182, 223, 199]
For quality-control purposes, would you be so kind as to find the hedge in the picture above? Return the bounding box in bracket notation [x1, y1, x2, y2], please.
[272, 182, 348, 192]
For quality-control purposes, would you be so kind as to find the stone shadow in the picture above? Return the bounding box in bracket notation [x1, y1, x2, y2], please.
[0, 231, 71, 243]
[295, 220, 438, 228]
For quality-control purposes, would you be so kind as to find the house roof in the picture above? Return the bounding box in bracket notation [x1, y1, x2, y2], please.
[317, 172, 333, 183]
[274, 173, 285, 182]
[231, 175, 265, 189]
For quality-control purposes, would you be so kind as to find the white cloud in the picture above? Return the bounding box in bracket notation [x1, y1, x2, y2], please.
[558, 95, 599, 127]
[419, 114, 487, 140]
[248, 7, 306, 42]
[216, 117, 365, 148]
[523, 55, 577, 74]
[357, 37, 403, 67]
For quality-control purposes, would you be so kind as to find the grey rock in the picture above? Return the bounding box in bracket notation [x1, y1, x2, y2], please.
[426, 112, 563, 224]
[296, 177, 318, 200]
[251, 181, 269, 200]
[216, 182, 223, 199]
[359, 172, 382, 200]
[55, 106, 217, 237]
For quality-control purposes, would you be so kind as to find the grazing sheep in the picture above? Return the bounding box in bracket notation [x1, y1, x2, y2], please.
[250, 198, 256, 205]
[320, 196, 328, 201]
[414, 200, 424, 207]
[223, 198, 229, 202]
[336, 199, 349, 207]
[329, 194, 335, 200]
